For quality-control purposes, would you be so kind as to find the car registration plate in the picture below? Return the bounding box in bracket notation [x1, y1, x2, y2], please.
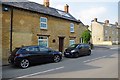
[66, 53, 69, 54]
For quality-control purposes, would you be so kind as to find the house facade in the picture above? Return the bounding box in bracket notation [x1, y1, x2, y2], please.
[89, 18, 120, 45]
[1, 1, 86, 64]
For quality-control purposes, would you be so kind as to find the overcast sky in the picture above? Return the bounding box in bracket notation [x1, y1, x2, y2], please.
[28, 0, 119, 25]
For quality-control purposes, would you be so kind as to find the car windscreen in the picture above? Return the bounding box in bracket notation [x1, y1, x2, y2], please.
[68, 44, 78, 48]
[11, 48, 20, 55]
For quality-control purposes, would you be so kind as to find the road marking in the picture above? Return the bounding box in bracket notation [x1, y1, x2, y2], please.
[16, 66, 64, 78]
[83, 56, 106, 63]
[110, 47, 118, 50]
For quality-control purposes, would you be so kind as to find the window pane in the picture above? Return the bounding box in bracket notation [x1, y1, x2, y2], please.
[41, 23, 47, 28]
[40, 17, 47, 22]
[38, 40, 47, 47]
[70, 23, 74, 27]
[70, 23, 74, 32]
[70, 27, 74, 32]
[38, 36, 48, 47]
[69, 40, 75, 46]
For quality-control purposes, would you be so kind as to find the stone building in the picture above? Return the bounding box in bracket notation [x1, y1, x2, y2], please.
[1, 0, 86, 64]
[89, 18, 120, 45]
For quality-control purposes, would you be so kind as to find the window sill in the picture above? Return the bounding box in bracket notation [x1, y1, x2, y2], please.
[70, 32, 75, 33]
[40, 28, 48, 31]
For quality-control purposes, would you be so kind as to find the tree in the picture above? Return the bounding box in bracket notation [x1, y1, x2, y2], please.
[81, 30, 91, 44]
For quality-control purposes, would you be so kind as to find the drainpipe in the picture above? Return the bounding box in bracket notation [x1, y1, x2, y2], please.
[10, 6, 13, 53]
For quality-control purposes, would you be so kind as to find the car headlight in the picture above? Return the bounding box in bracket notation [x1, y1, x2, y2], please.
[59, 52, 62, 54]
[71, 50, 76, 53]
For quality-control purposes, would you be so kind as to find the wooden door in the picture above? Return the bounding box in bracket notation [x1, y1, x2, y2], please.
[59, 37, 64, 52]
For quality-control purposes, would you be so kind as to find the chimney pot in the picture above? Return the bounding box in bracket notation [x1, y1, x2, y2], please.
[94, 18, 97, 22]
[115, 22, 118, 26]
[105, 20, 109, 24]
[44, 0, 49, 7]
[64, 4, 69, 13]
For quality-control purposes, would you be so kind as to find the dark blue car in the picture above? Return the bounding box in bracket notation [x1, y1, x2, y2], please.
[64, 44, 91, 58]
[8, 46, 62, 69]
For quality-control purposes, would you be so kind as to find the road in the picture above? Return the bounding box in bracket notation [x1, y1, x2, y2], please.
[2, 46, 119, 79]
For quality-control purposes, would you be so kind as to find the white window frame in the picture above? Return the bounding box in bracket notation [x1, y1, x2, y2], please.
[70, 23, 74, 32]
[40, 17, 48, 29]
[69, 40, 75, 46]
[38, 36, 48, 47]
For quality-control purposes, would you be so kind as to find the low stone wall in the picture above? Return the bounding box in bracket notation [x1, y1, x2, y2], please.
[93, 41, 112, 45]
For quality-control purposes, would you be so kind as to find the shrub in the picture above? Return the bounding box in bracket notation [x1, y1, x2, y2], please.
[81, 30, 91, 44]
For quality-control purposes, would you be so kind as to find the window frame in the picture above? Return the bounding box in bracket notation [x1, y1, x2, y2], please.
[38, 36, 48, 47]
[40, 17, 48, 29]
[70, 23, 74, 33]
[69, 39, 75, 46]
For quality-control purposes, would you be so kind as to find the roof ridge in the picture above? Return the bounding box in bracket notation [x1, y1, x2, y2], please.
[2, 1, 80, 23]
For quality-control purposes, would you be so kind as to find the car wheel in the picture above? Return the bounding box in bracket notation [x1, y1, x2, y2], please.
[64, 55, 68, 58]
[87, 50, 91, 56]
[53, 55, 61, 63]
[20, 59, 30, 69]
[74, 53, 79, 58]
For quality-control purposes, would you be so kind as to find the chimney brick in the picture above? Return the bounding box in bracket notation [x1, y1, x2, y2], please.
[44, 0, 49, 7]
[64, 4, 69, 13]
[105, 20, 109, 24]
[94, 18, 97, 22]
[115, 22, 118, 26]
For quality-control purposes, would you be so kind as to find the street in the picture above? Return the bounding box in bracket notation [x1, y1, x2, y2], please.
[2, 46, 119, 79]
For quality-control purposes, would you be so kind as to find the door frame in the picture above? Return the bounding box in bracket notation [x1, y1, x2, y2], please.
[58, 37, 65, 52]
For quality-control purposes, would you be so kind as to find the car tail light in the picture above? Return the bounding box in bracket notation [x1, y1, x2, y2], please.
[15, 54, 23, 57]
[15, 54, 21, 56]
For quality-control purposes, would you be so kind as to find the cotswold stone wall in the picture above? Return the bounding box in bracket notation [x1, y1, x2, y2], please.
[2, 7, 86, 64]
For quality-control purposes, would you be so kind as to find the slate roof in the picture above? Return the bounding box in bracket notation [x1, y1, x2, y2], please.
[98, 22, 120, 28]
[2, 1, 81, 23]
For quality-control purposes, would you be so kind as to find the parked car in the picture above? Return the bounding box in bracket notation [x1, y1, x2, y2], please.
[8, 46, 62, 69]
[64, 44, 91, 58]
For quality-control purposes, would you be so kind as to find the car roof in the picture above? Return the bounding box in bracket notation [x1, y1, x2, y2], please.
[20, 45, 47, 48]
[73, 43, 89, 46]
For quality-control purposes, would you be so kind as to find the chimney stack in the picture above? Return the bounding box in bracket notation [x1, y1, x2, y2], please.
[64, 4, 69, 13]
[115, 22, 118, 26]
[44, 0, 49, 7]
[94, 18, 97, 22]
[105, 20, 109, 24]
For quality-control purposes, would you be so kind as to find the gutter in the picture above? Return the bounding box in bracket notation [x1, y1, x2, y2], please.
[10, 6, 13, 53]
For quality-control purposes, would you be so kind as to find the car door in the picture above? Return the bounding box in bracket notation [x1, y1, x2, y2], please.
[85, 45, 90, 54]
[78, 44, 85, 55]
[39, 47, 53, 62]
[83, 45, 89, 54]
[26, 46, 42, 63]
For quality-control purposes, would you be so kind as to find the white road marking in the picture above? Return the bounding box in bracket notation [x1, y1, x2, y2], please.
[83, 56, 106, 63]
[16, 66, 64, 78]
[110, 47, 118, 50]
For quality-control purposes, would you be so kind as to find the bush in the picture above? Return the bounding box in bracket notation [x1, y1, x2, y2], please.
[81, 30, 91, 44]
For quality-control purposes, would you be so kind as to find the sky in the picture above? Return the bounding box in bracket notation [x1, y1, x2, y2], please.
[27, 0, 119, 25]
